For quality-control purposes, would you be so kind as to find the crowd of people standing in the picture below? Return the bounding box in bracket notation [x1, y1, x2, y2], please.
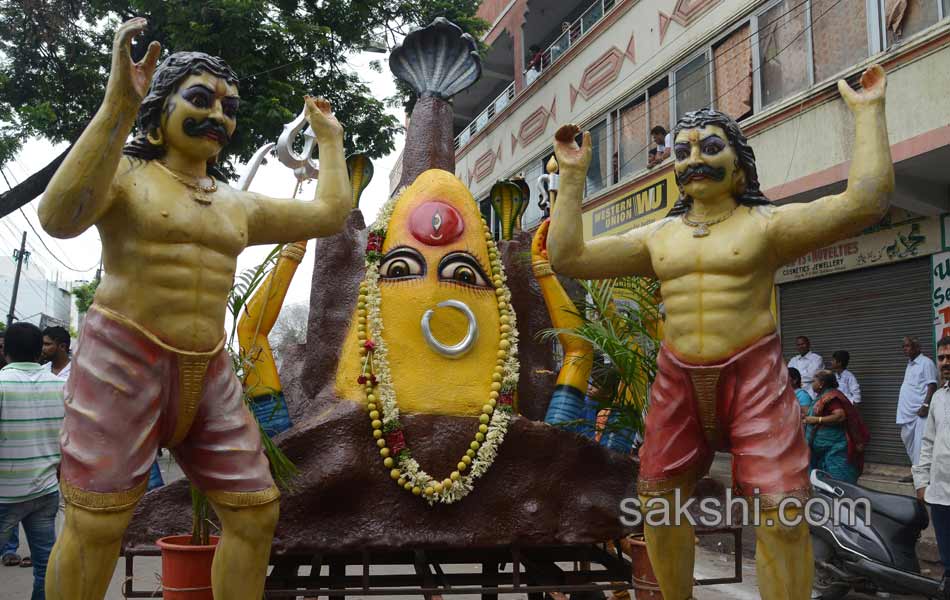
[788, 333, 950, 581]
[787, 335, 868, 486]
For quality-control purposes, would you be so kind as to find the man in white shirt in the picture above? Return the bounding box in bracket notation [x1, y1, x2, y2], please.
[788, 336, 823, 399]
[647, 126, 673, 167]
[898, 336, 938, 466]
[40, 326, 70, 380]
[832, 350, 861, 404]
[912, 335, 950, 585]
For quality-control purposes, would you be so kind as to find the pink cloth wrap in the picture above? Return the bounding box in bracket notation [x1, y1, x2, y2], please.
[60, 306, 276, 509]
[637, 333, 811, 506]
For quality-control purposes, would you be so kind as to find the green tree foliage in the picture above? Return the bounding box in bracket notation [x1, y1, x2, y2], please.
[70, 279, 99, 314]
[0, 0, 483, 215]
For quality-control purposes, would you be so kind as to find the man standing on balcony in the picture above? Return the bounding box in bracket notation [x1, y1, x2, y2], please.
[548, 65, 893, 599]
[526, 45, 543, 85]
[647, 126, 672, 168]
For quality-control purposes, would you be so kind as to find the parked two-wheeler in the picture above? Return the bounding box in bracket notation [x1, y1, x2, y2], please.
[809, 469, 948, 599]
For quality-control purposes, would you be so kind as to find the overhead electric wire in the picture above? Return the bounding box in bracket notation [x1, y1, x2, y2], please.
[548, 0, 812, 133]
[492, 0, 849, 179]
[609, 0, 845, 182]
[10, 158, 101, 255]
[582, 0, 843, 177]
[0, 165, 100, 274]
[16, 209, 99, 273]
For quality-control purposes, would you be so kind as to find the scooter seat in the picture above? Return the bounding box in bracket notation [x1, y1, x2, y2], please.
[823, 474, 928, 527]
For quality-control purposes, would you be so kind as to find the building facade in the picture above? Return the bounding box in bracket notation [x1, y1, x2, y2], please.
[0, 257, 74, 331]
[390, 0, 950, 464]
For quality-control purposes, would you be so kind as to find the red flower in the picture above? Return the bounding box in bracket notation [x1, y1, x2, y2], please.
[370, 374, 378, 385]
[499, 392, 514, 406]
[386, 429, 406, 455]
[366, 232, 384, 252]
[357, 375, 368, 385]
[364, 340, 376, 351]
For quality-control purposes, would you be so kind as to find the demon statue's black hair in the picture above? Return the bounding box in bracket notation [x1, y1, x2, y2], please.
[666, 108, 771, 217]
[123, 51, 238, 165]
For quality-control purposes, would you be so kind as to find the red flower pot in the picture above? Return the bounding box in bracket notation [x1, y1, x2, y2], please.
[156, 535, 219, 599]
[622, 534, 663, 599]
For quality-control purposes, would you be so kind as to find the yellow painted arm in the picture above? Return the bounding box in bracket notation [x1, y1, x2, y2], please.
[245, 97, 351, 245]
[532, 220, 593, 391]
[40, 19, 161, 238]
[547, 125, 657, 279]
[769, 66, 894, 265]
[238, 241, 307, 395]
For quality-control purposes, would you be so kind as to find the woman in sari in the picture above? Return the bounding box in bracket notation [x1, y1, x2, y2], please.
[803, 370, 870, 483]
[789, 367, 813, 417]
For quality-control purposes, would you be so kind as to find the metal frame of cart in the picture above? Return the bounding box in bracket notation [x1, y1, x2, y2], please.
[123, 527, 741, 598]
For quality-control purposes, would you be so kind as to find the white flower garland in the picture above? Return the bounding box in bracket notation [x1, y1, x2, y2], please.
[357, 193, 519, 505]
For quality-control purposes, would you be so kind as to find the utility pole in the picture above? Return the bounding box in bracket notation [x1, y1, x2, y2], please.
[6, 231, 29, 330]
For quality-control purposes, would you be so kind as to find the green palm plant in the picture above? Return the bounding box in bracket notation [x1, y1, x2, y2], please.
[542, 276, 661, 442]
[189, 245, 298, 545]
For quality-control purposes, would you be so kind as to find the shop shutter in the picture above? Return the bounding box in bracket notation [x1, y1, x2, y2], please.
[778, 257, 933, 465]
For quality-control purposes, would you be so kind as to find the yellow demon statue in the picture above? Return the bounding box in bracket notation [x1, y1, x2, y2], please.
[37, 18, 350, 600]
[548, 66, 894, 599]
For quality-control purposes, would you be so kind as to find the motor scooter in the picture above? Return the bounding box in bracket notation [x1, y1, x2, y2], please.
[809, 469, 948, 599]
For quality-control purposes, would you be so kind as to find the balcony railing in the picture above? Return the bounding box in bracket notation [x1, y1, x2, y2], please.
[453, 0, 619, 152]
[454, 81, 516, 150]
[529, 0, 618, 81]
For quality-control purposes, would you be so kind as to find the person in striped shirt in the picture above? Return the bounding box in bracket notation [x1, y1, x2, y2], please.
[0, 322, 66, 600]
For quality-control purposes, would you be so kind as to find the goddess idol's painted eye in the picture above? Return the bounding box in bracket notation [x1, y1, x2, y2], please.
[438, 253, 490, 288]
[379, 248, 426, 280]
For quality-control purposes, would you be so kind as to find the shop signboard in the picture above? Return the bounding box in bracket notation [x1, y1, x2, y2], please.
[583, 170, 677, 240]
[776, 209, 940, 284]
[932, 250, 950, 349]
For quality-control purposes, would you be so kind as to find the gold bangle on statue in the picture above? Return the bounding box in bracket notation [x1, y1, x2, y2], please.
[280, 243, 306, 263]
[532, 260, 554, 278]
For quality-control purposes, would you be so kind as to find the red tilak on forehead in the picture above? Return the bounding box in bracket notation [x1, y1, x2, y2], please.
[409, 201, 464, 246]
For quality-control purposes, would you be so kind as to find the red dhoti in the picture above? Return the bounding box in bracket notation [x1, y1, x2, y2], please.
[59, 304, 278, 511]
[637, 333, 810, 507]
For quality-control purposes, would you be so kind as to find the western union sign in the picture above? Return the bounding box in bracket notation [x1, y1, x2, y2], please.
[583, 170, 677, 239]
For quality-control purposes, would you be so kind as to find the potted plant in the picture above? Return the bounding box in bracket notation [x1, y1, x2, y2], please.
[154, 489, 219, 600]
[156, 246, 297, 599]
[544, 276, 663, 599]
